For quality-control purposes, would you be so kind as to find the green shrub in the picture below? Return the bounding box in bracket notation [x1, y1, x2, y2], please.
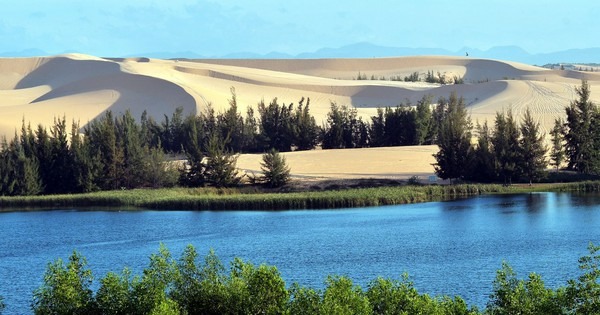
[261, 149, 291, 187]
[29, 243, 600, 315]
[31, 251, 96, 315]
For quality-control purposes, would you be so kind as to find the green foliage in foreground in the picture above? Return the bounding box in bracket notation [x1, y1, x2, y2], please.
[30, 243, 600, 315]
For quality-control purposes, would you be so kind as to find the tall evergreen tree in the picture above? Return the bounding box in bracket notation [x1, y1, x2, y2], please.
[34, 124, 52, 193]
[4, 138, 42, 196]
[0, 138, 9, 195]
[293, 97, 319, 151]
[242, 106, 260, 152]
[322, 103, 363, 149]
[518, 108, 547, 184]
[564, 80, 600, 174]
[380, 105, 417, 146]
[140, 110, 163, 149]
[219, 87, 245, 152]
[429, 97, 448, 145]
[550, 118, 566, 172]
[369, 108, 386, 147]
[71, 121, 98, 193]
[20, 119, 36, 158]
[355, 117, 370, 148]
[161, 107, 186, 153]
[48, 117, 76, 193]
[179, 115, 205, 187]
[322, 102, 345, 149]
[433, 92, 472, 183]
[383, 107, 403, 146]
[468, 121, 496, 182]
[257, 98, 294, 152]
[399, 108, 417, 145]
[492, 109, 521, 185]
[415, 95, 433, 145]
[85, 111, 124, 190]
[204, 134, 241, 188]
[116, 111, 146, 189]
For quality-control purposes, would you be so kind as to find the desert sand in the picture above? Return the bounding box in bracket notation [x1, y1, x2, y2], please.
[236, 145, 441, 182]
[0, 54, 598, 180]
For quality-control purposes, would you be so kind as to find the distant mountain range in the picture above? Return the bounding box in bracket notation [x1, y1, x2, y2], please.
[3, 43, 600, 65]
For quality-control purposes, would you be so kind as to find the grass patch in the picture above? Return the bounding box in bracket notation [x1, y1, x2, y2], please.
[1, 181, 600, 211]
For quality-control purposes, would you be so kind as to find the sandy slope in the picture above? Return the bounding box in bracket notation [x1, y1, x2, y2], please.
[236, 145, 441, 182]
[0, 54, 598, 179]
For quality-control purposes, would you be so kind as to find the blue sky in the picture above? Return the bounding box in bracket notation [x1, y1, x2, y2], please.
[2, 0, 599, 56]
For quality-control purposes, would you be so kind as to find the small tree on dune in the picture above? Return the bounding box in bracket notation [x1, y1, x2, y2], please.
[260, 149, 291, 188]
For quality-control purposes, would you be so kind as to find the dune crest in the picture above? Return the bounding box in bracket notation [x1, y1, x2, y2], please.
[0, 54, 595, 135]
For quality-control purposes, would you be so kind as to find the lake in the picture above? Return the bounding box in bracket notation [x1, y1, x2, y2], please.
[1, 192, 600, 313]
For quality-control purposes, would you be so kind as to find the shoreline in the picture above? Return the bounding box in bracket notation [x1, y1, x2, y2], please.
[1, 180, 599, 212]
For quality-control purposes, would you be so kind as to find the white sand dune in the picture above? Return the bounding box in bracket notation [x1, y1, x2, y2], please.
[237, 145, 440, 181]
[0, 54, 598, 179]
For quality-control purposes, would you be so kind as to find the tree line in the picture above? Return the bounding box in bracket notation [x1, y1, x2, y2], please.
[434, 80, 600, 184]
[1, 80, 596, 196]
[0, 88, 446, 196]
[22, 243, 600, 315]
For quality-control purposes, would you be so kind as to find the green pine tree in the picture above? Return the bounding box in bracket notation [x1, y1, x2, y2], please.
[219, 87, 245, 152]
[261, 149, 291, 188]
[415, 95, 433, 145]
[49, 116, 77, 193]
[550, 118, 566, 172]
[322, 103, 363, 149]
[116, 111, 146, 189]
[204, 134, 241, 188]
[242, 106, 260, 152]
[518, 108, 548, 184]
[84, 111, 124, 190]
[492, 109, 521, 185]
[564, 80, 600, 174]
[293, 97, 319, 151]
[369, 108, 386, 147]
[322, 102, 346, 149]
[71, 120, 99, 193]
[433, 92, 472, 183]
[257, 98, 295, 152]
[179, 114, 206, 187]
[34, 124, 52, 193]
[468, 121, 496, 182]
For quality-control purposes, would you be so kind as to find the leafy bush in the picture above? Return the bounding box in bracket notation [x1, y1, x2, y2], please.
[31, 251, 96, 315]
[29, 243, 600, 315]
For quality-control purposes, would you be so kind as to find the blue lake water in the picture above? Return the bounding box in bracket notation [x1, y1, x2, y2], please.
[1, 192, 600, 313]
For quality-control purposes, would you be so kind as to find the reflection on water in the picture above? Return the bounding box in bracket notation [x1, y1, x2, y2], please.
[1, 192, 600, 313]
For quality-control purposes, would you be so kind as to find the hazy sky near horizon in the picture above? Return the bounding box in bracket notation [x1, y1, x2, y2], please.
[2, 0, 599, 56]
